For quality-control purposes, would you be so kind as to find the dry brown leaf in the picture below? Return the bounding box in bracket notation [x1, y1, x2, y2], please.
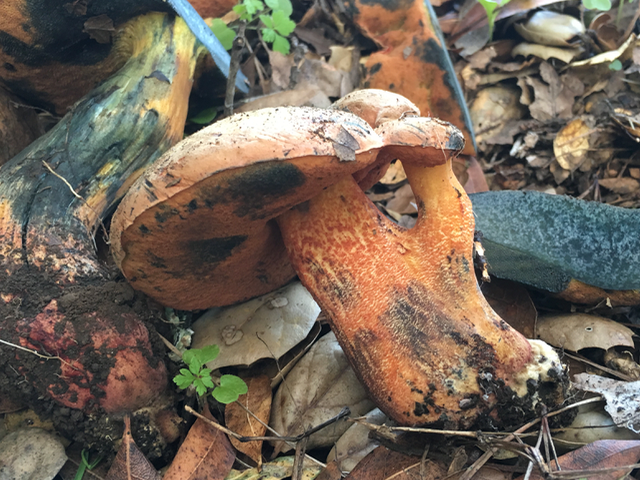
[599, 177, 640, 194]
[105, 416, 160, 480]
[537, 314, 635, 351]
[463, 156, 489, 193]
[345, 446, 446, 480]
[236, 88, 331, 112]
[225, 375, 273, 463]
[555, 408, 640, 445]
[469, 85, 526, 145]
[385, 184, 417, 215]
[379, 160, 407, 185]
[269, 332, 374, 454]
[450, 466, 512, 479]
[524, 62, 584, 121]
[553, 118, 591, 171]
[481, 278, 536, 339]
[512, 43, 583, 63]
[163, 406, 235, 480]
[515, 439, 640, 480]
[514, 12, 584, 47]
[192, 282, 320, 370]
[326, 408, 388, 473]
[604, 349, 640, 379]
[83, 15, 115, 44]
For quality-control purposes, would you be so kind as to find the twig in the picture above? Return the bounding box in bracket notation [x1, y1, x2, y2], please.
[224, 21, 247, 117]
[157, 332, 184, 358]
[0, 338, 80, 371]
[185, 404, 349, 443]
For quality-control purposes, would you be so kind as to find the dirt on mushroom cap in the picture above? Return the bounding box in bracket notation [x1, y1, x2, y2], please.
[111, 107, 388, 310]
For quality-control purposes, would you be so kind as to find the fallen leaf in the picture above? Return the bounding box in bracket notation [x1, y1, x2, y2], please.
[481, 278, 537, 339]
[555, 407, 640, 445]
[599, 177, 640, 194]
[574, 374, 640, 432]
[553, 118, 592, 171]
[379, 161, 407, 185]
[469, 85, 527, 145]
[604, 349, 640, 380]
[269, 332, 375, 454]
[515, 439, 640, 480]
[345, 446, 446, 480]
[385, 184, 417, 214]
[192, 282, 320, 370]
[514, 12, 584, 47]
[524, 63, 584, 121]
[225, 375, 273, 463]
[463, 156, 489, 193]
[105, 417, 160, 480]
[326, 408, 388, 473]
[0, 428, 67, 480]
[226, 456, 322, 480]
[83, 15, 115, 44]
[163, 406, 235, 480]
[512, 42, 583, 63]
[537, 314, 635, 351]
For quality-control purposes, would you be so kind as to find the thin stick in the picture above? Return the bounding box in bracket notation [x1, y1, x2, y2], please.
[185, 405, 349, 443]
[224, 21, 247, 117]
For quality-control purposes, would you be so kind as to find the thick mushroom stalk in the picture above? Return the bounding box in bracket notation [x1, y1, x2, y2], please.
[276, 117, 567, 428]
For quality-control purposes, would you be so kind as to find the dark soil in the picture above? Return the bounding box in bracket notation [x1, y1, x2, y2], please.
[0, 262, 174, 458]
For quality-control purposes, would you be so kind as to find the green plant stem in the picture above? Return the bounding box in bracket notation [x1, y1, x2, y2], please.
[74, 450, 102, 480]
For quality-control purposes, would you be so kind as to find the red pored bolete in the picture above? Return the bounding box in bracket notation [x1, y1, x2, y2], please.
[0, 13, 202, 447]
[112, 90, 567, 428]
[277, 106, 567, 427]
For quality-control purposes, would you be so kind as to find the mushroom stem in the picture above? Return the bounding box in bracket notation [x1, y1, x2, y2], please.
[276, 120, 567, 428]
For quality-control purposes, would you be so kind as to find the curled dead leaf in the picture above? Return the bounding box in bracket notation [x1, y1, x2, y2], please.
[537, 313, 635, 351]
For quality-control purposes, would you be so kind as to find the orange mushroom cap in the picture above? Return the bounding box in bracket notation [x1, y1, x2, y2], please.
[111, 105, 396, 310]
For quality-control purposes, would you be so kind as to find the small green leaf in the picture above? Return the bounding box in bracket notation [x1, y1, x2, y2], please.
[193, 378, 208, 396]
[212, 375, 248, 404]
[272, 34, 290, 54]
[188, 107, 217, 125]
[272, 10, 296, 36]
[233, 4, 251, 20]
[174, 369, 196, 390]
[200, 372, 215, 389]
[244, 0, 265, 16]
[262, 26, 277, 43]
[260, 14, 274, 28]
[210, 19, 235, 51]
[187, 356, 202, 375]
[193, 345, 220, 364]
[609, 59, 623, 71]
[583, 0, 611, 10]
[277, 0, 293, 16]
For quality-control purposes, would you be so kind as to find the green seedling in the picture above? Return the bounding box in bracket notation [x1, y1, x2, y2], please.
[74, 449, 103, 480]
[609, 59, 623, 71]
[173, 345, 248, 403]
[477, 0, 512, 41]
[583, 0, 612, 10]
[211, 0, 296, 54]
[188, 107, 218, 125]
